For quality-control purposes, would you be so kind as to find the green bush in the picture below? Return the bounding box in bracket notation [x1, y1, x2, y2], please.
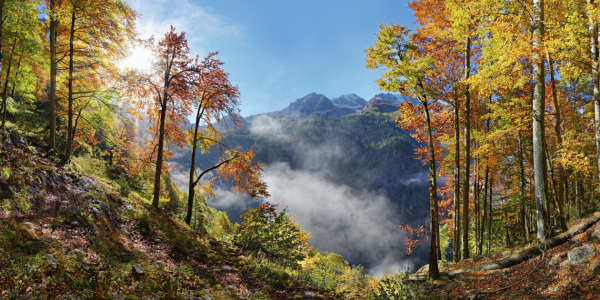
[300, 251, 370, 293]
[234, 202, 309, 268]
[371, 268, 414, 300]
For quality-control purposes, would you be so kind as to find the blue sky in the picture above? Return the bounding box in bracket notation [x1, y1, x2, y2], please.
[126, 0, 416, 117]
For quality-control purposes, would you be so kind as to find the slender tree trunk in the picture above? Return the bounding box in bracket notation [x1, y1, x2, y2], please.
[480, 163, 489, 255]
[488, 177, 493, 252]
[576, 180, 582, 219]
[152, 100, 167, 208]
[63, 9, 76, 165]
[518, 131, 528, 243]
[547, 53, 567, 232]
[421, 96, 439, 279]
[151, 45, 175, 209]
[589, 0, 600, 185]
[453, 98, 461, 262]
[474, 157, 480, 256]
[505, 209, 510, 247]
[0, 0, 4, 131]
[1, 35, 17, 130]
[532, 0, 548, 242]
[186, 107, 204, 225]
[49, 2, 58, 150]
[462, 37, 472, 259]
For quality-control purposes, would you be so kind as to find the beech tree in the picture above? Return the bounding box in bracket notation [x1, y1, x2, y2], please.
[366, 24, 441, 279]
[0, 0, 42, 132]
[128, 27, 268, 213]
[184, 52, 268, 225]
[57, 0, 136, 164]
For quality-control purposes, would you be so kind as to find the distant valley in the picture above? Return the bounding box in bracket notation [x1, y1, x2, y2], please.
[170, 92, 430, 274]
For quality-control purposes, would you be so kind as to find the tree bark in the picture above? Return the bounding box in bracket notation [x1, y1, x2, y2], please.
[421, 94, 439, 280]
[487, 177, 493, 253]
[518, 131, 528, 243]
[1, 33, 17, 130]
[532, 0, 548, 242]
[462, 37, 471, 259]
[49, 0, 58, 150]
[589, 0, 600, 186]
[63, 9, 76, 165]
[453, 97, 461, 262]
[151, 43, 175, 208]
[547, 53, 567, 232]
[185, 119, 201, 225]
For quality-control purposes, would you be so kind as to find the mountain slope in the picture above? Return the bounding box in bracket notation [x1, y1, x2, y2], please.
[170, 92, 431, 274]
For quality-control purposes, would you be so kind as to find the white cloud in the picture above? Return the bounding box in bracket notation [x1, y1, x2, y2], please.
[130, 0, 244, 53]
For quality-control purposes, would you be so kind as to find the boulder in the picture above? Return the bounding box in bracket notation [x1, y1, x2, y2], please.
[132, 264, 144, 276]
[593, 223, 600, 240]
[154, 260, 166, 269]
[568, 244, 595, 265]
[15, 221, 43, 240]
[221, 285, 239, 297]
[45, 254, 57, 269]
[69, 248, 86, 260]
[0, 178, 13, 200]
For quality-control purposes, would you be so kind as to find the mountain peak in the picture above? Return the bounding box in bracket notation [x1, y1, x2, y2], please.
[271, 93, 355, 119]
[331, 94, 367, 110]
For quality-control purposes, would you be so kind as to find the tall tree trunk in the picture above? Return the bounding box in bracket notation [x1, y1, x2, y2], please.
[186, 105, 206, 225]
[589, 0, 600, 185]
[152, 99, 168, 208]
[186, 120, 201, 225]
[453, 98, 461, 262]
[421, 95, 439, 280]
[63, 9, 76, 165]
[151, 45, 175, 209]
[518, 131, 528, 243]
[49, 1, 58, 150]
[1, 35, 17, 130]
[547, 53, 567, 232]
[462, 37, 472, 259]
[474, 156, 480, 256]
[532, 0, 548, 242]
[488, 177, 493, 253]
[0, 0, 4, 131]
[480, 163, 489, 255]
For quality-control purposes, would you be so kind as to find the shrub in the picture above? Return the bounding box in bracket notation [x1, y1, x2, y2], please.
[300, 251, 370, 293]
[370, 268, 414, 300]
[234, 202, 310, 268]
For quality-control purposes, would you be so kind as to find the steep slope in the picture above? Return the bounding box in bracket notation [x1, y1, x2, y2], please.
[0, 132, 343, 299]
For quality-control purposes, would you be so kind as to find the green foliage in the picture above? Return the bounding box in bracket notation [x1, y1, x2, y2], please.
[71, 153, 109, 182]
[370, 268, 415, 300]
[439, 223, 451, 261]
[203, 204, 236, 241]
[234, 202, 309, 268]
[0, 167, 9, 180]
[300, 251, 370, 293]
[162, 175, 185, 215]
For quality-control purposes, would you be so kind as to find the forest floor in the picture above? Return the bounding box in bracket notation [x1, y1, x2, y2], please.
[0, 129, 343, 299]
[413, 216, 600, 299]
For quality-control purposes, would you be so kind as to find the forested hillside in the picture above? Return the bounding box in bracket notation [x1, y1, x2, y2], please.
[170, 92, 431, 274]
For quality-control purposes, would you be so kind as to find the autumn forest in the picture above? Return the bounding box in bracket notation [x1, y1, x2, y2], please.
[2, 0, 600, 298]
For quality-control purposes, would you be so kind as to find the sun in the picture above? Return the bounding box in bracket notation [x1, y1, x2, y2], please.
[121, 46, 155, 72]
